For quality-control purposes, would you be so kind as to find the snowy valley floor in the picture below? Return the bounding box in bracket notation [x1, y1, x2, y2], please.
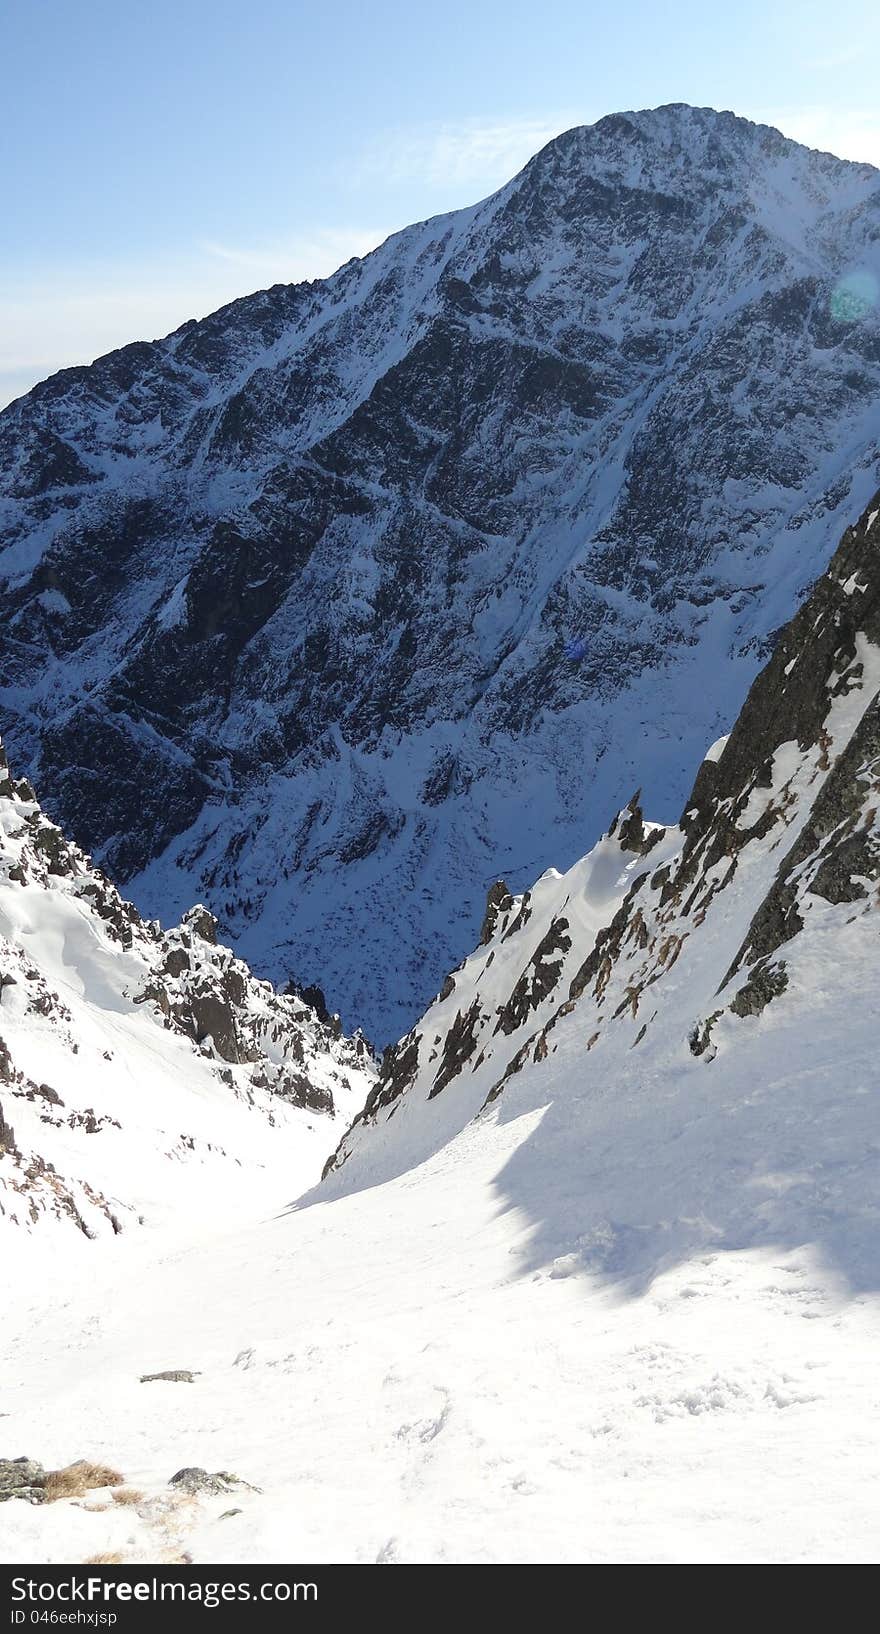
[3, 1048, 879, 1567]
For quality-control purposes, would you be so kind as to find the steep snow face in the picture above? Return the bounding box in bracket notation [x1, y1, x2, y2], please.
[0, 743, 376, 1238]
[2, 106, 880, 1040]
[322, 804, 680, 1188]
[326, 491, 880, 1235]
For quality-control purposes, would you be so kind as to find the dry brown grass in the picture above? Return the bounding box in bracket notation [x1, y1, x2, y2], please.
[111, 1487, 145, 1507]
[45, 1460, 124, 1502]
[82, 1548, 191, 1567]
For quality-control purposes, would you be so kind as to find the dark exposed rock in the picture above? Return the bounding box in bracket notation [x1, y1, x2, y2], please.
[722, 884, 804, 991]
[681, 497, 880, 867]
[569, 875, 649, 1003]
[25, 1082, 63, 1108]
[502, 894, 534, 942]
[0, 743, 13, 800]
[322, 1018, 418, 1175]
[251, 1064, 333, 1113]
[612, 795, 665, 856]
[421, 750, 458, 807]
[163, 947, 191, 978]
[810, 827, 878, 903]
[30, 822, 75, 877]
[6, 427, 100, 500]
[36, 706, 211, 882]
[479, 880, 514, 946]
[76, 880, 139, 948]
[494, 917, 572, 1035]
[688, 1011, 723, 1057]
[728, 961, 789, 1018]
[723, 688, 880, 983]
[358, 1034, 421, 1125]
[136, 973, 249, 1066]
[285, 980, 332, 1028]
[187, 990, 241, 1062]
[182, 905, 218, 945]
[431, 1001, 483, 1098]
[0, 1097, 16, 1152]
[67, 1107, 119, 1134]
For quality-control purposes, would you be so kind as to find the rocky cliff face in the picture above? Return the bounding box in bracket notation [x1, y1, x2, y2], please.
[324, 490, 880, 1192]
[0, 739, 375, 1237]
[1, 105, 879, 1040]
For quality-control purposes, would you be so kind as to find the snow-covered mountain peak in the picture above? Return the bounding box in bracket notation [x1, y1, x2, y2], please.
[1, 106, 879, 1042]
[515, 103, 877, 224]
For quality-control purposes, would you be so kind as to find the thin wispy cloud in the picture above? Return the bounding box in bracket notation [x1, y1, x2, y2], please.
[199, 227, 387, 280]
[357, 114, 582, 192]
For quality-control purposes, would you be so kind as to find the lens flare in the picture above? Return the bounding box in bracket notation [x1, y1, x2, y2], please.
[830, 270, 879, 324]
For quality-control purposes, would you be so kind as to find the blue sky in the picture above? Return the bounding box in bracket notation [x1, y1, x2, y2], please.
[2, 0, 879, 406]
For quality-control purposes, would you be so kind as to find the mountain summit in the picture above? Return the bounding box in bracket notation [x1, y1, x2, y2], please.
[1, 104, 879, 1038]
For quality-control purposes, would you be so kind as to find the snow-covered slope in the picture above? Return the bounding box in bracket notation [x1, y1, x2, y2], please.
[2, 105, 879, 1040]
[1, 495, 878, 1566]
[0, 743, 375, 1237]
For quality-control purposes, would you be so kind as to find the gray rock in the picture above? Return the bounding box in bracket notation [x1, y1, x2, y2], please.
[140, 1369, 200, 1384]
[478, 880, 513, 947]
[168, 1467, 247, 1497]
[0, 1457, 47, 1504]
[182, 906, 218, 945]
[729, 961, 789, 1019]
